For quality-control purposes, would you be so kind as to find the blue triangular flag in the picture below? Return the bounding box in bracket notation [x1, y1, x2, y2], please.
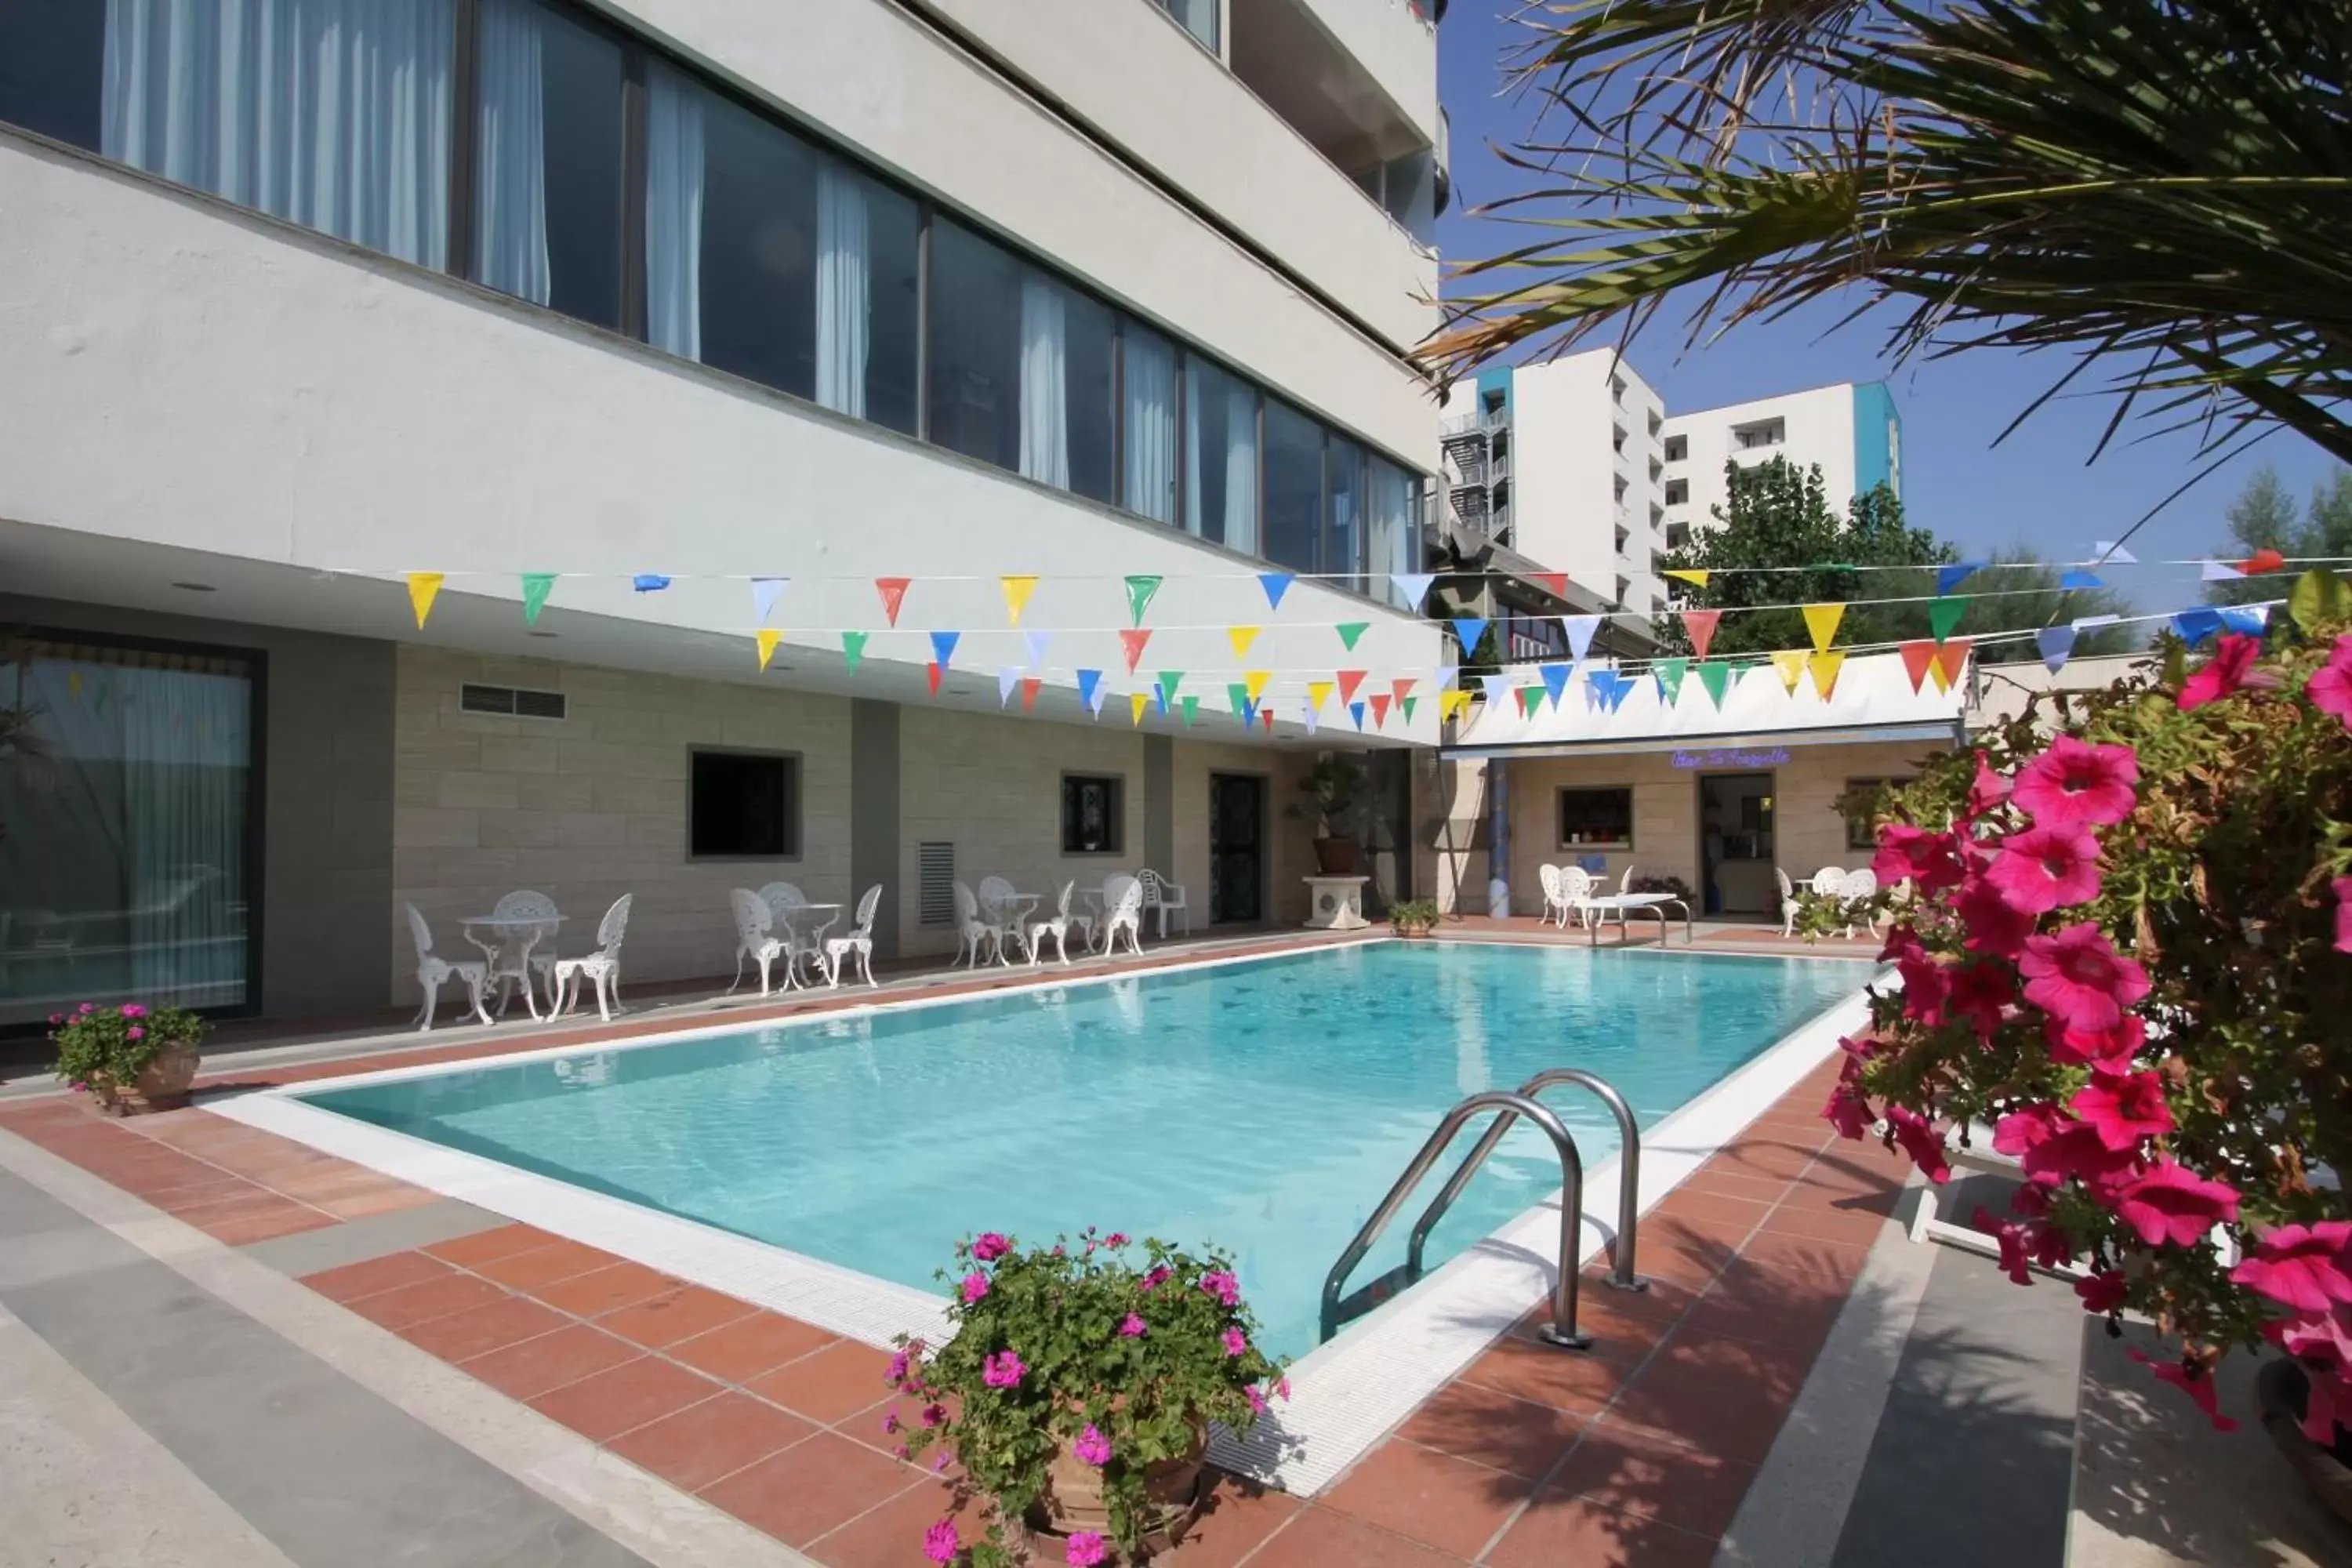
[931, 630, 961, 667]
[1258, 573, 1294, 611]
[1240, 699, 1258, 728]
[1452, 617, 1489, 654]
[1023, 629, 1052, 668]
[1540, 662, 1571, 706]
[1936, 562, 1984, 596]
[632, 574, 671, 593]
[1610, 670, 1638, 712]
[1587, 668, 1614, 710]
[2220, 604, 2272, 636]
[1076, 668, 1102, 710]
[2172, 607, 2223, 644]
[997, 666, 1019, 706]
[2037, 625, 2077, 673]
[1348, 701, 1366, 731]
[1563, 615, 1601, 662]
[2060, 571, 2103, 591]
[1391, 572, 1436, 612]
[750, 576, 786, 620]
[1480, 673, 1511, 710]
[1153, 684, 1169, 717]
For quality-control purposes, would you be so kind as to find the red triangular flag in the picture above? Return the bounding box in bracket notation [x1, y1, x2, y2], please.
[1369, 694, 1392, 727]
[1391, 677, 1415, 706]
[1336, 670, 1367, 704]
[877, 577, 912, 626]
[1933, 638, 1973, 688]
[1260, 707, 1274, 731]
[1530, 572, 1569, 599]
[2239, 546, 2286, 575]
[925, 660, 943, 695]
[1019, 677, 1041, 711]
[1898, 640, 1937, 693]
[1119, 628, 1152, 673]
[1681, 608, 1722, 661]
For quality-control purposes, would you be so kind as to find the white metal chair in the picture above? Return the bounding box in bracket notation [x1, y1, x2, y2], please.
[823, 884, 884, 988]
[1138, 869, 1191, 938]
[552, 895, 633, 1021]
[1538, 863, 1569, 927]
[1027, 881, 1081, 965]
[1559, 866, 1600, 928]
[1098, 874, 1145, 957]
[474, 890, 559, 1020]
[728, 888, 789, 995]
[1839, 868, 1880, 939]
[1776, 868, 1799, 937]
[954, 882, 1016, 968]
[405, 903, 489, 1033]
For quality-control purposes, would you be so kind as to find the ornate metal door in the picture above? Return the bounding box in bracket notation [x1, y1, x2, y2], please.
[1210, 775, 1265, 924]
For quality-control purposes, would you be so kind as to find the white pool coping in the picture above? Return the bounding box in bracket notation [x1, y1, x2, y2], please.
[208, 939, 1880, 1497]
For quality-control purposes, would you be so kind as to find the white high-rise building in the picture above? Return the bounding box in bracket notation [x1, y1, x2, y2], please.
[1661, 383, 1904, 546]
[0, 0, 1448, 1027]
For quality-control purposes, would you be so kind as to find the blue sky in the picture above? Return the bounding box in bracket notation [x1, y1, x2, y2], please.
[1432, 5, 2341, 601]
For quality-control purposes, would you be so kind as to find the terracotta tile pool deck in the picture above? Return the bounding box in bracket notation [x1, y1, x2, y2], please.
[0, 931, 1900, 1566]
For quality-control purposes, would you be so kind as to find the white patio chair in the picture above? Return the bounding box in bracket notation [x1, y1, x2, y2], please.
[954, 882, 1015, 968]
[1777, 868, 1799, 937]
[1839, 868, 1880, 940]
[823, 884, 884, 988]
[1138, 869, 1192, 938]
[976, 875, 1025, 964]
[1088, 873, 1138, 953]
[728, 888, 789, 996]
[1099, 874, 1145, 957]
[475, 890, 559, 1020]
[1559, 866, 1599, 929]
[552, 895, 633, 1022]
[1027, 881, 1081, 965]
[1538, 864, 1570, 927]
[405, 903, 489, 1033]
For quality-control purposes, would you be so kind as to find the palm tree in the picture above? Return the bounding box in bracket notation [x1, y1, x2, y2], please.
[1428, 0, 2352, 472]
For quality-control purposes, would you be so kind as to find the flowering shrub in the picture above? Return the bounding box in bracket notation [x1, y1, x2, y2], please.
[891, 1230, 1287, 1566]
[1839, 574, 2352, 1450]
[49, 1001, 207, 1103]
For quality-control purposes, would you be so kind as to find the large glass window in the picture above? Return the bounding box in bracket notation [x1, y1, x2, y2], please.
[474, 0, 626, 330]
[1263, 399, 1323, 576]
[0, 638, 255, 1026]
[0, 0, 103, 151]
[1152, 0, 1218, 52]
[1121, 324, 1179, 524]
[1325, 433, 1364, 587]
[929, 220, 1114, 503]
[1366, 455, 1417, 606]
[1185, 357, 1258, 553]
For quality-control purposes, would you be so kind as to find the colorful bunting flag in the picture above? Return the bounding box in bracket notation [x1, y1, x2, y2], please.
[1391, 572, 1436, 612]
[2199, 560, 2242, 583]
[1541, 663, 1571, 707]
[1695, 661, 1732, 709]
[1515, 687, 1541, 717]
[1124, 574, 1163, 626]
[1152, 684, 1169, 717]
[1399, 695, 1418, 724]
[1348, 701, 1366, 731]
[1440, 689, 1472, 720]
[2092, 541, 2138, 564]
[2059, 571, 2103, 591]
[1076, 668, 1102, 710]
[1369, 695, 1392, 727]
[1451, 616, 1489, 654]
[1336, 622, 1369, 652]
[1770, 649, 1808, 694]
[632, 574, 670, 593]
[1807, 649, 1846, 700]
[406, 572, 444, 628]
[841, 630, 868, 673]
[1563, 615, 1600, 662]
[2172, 607, 2223, 644]
[930, 630, 960, 669]
[757, 630, 783, 672]
[1654, 657, 1689, 704]
[1391, 677, 1415, 706]
[1226, 682, 1250, 717]
[1664, 569, 1709, 589]
[1681, 609, 1722, 660]
[1245, 670, 1270, 701]
[2240, 547, 2287, 575]
[1119, 628, 1152, 672]
[1131, 691, 1150, 726]
[1936, 562, 1984, 597]
[926, 662, 944, 696]
[520, 572, 557, 625]
[1336, 670, 1367, 704]
[751, 576, 786, 622]
[2037, 626, 2077, 673]
[1000, 575, 1039, 626]
[1929, 597, 1969, 643]
[1932, 639, 1973, 691]
[2219, 604, 2272, 636]
[1180, 696, 1199, 727]
[1024, 630, 1053, 669]
[1585, 669, 1614, 711]
[1227, 626, 1260, 659]
[1259, 572, 1294, 611]
[1802, 603, 1846, 652]
[1088, 680, 1109, 719]
[1261, 708, 1275, 731]
[1530, 572, 1569, 599]
[1479, 673, 1510, 710]
[998, 666, 1020, 707]
[1303, 703, 1319, 736]
[1156, 673, 1185, 709]
[877, 577, 911, 626]
[1898, 640, 1937, 693]
[1307, 680, 1334, 712]
[1021, 677, 1041, 712]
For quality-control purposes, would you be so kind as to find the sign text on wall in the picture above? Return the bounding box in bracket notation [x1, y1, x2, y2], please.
[1669, 746, 1792, 771]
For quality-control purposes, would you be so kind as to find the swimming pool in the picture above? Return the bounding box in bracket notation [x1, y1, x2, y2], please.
[296, 943, 1858, 1360]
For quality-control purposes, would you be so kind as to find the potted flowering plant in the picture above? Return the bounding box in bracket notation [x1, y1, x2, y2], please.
[50, 1001, 209, 1113]
[1844, 572, 2352, 1515]
[1388, 898, 1441, 938]
[890, 1229, 1287, 1566]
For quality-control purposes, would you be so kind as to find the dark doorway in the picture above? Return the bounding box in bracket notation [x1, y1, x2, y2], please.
[1210, 774, 1266, 923]
[1697, 772, 1777, 917]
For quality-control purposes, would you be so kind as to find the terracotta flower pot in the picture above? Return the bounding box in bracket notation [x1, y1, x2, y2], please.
[130, 1043, 201, 1112]
[2257, 1357, 2352, 1526]
[1030, 1421, 1207, 1542]
[1313, 836, 1359, 875]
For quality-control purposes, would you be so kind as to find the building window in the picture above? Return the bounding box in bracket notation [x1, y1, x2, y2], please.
[1664, 478, 1689, 506]
[690, 749, 799, 858]
[1733, 417, 1786, 450]
[1185, 356, 1258, 551]
[1325, 433, 1364, 591]
[1663, 434, 1687, 463]
[1559, 788, 1635, 851]
[1061, 775, 1123, 855]
[1, 634, 256, 1026]
[1151, 0, 1218, 52]
[1842, 779, 1915, 852]
[474, 0, 626, 332]
[1121, 321, 1179, 524]
[1262, 398, 1324, 575]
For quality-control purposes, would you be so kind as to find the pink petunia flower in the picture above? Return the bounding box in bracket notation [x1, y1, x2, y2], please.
[1065, 1530, 1109, 1566]
[1947, 961, 2016, 1039]
[2009, 736, 2140, 833]
[920, 1403, 946, 1428]
[1963, 750, 2013, 822]
[971, 1232, 1011, 1261]
[1823, 1083, 1875, 1141]
[2043, 1011, 2148, 1070]
[887, 1348, 913, 1386]
[1874, 824, 1966, 893]
[1895, 949, 1951, 1025]
[2018, 924, 2149, 1036]
[79, 1003, 94, 1013]
[982, 1350, 1025, 1388]
[1222, 1327, 1247, 1357]
[2075, 1270, 2128, 1315]
[2113, 1160, 2241, 1247]
[1276, 1377, 1291, 1400]
[1973, 1206, 2036, 1286]
[1119, 1313, 1147, 1338]
[2069, 1070, 2174, 1152]
[1247, 1385, 1268, 1416]
[1984, 825, 2103, 915]
[2132, 1349, 2239, 1432]
[2306, 634, 2352, 728]
[2265, 1303, 2352, 1370]
[2178, 633, 2273, 711]
[1200, 1271, 1241, 1308]
[1885, 1105, 1950, 1184]
[2231, 1221, 2352, 1315]
[1993, 1103, 2140, 1196]
[1953, 875, 2036, 959]
[1072, 1424, 1112, 1466]
[960, 1272, 990, 1304]
[923, 1519, 961, 1564]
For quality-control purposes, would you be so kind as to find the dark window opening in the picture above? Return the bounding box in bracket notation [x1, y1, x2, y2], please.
[1559, 787, 1635, 850]
[691, 750, 799, 858]
[1061, 775, 1123, 855]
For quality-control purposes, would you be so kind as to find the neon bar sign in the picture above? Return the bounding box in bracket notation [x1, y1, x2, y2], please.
[1669, 746, 1791, 770]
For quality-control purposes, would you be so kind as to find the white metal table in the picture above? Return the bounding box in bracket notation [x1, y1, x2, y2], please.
[459, 913, 568, 1020]
[775, 902, 842, 989]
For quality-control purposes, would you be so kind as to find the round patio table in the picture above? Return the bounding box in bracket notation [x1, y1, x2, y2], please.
[985, 893, 1043, 964]
[458, 913, 568, 1020]
[775, 903, 842, 989]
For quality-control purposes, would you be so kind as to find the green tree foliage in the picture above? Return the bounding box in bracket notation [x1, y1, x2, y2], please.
[2208, 464, 2352, 606]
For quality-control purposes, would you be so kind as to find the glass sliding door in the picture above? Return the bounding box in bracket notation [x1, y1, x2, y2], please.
[0, 637, 256, 1028]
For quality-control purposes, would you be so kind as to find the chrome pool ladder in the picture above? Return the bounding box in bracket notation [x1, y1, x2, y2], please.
[1319, 1069, 1648, 1350]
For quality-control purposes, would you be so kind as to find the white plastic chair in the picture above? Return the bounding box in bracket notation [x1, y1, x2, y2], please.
[728, 888, 789, 996]
[1138, 869, 1191, 938]
[1098, 874, 1145, 957]
[954, 882, 1014, 968]
[476, 890, 559, 1021]
[405, 903, 489, 1033]
[1777, 868, 1799, 937]
[552, 895, 633, 1021]
[1538, 864, 1570, 927]
[1027, 881, 1080, 965]
[823, 884, 884, 988]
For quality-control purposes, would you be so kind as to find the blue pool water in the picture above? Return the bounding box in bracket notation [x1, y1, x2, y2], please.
[302, 944, 1857, 1359]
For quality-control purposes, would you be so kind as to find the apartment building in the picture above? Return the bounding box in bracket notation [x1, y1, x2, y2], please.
[1661, 382, 1904, 545]
[0, 0, 1449, 1029]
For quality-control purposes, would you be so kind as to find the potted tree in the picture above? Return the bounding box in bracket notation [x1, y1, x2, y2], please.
[1289, 755, 1367, 876]
[1388, 899, 1441, 939]
[51, 1001, 209, 1114]
[889, 1229, 1287, 1566]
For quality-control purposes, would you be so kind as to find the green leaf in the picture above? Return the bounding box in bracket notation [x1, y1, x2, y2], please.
[2287, 568, 2352, 634]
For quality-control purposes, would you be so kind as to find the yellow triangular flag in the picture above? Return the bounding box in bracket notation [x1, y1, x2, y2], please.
[756, 630, 782, 671]
[406, 572, 445, 629]
[1307, 680, 1334, 713]
[1771, 649, 1808, 693]
[1928, 656, 1955, 695]
[1228, 626, 1260, 659]
[1441, 688, 1473, 720]
[1665, 569, 1711, 588]
[1245, 670, 1270, 701]
[1000, 575, 1039, 626]
[1130, 691, 1149, 725]
[1808, 649, 1846, 699]
[1802, 602, 1846, 652]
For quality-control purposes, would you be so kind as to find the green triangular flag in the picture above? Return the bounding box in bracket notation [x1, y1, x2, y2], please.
[1655, 657, 1689, 704]
[1696, 660, 1732, 708]
[520, 572, 557, 625]
[841, 630, 869, 673]
[1179, 695, 1199, 726]
[1929, 597, 1969, 643]
[1400, 695, 1418, 723]
[1517, 685, 1541, 717]
[1336, 622, 1370, 651]
[1125, 574, 1163, 627]
[1227, 681, 1250, 716]
[1158, 671, 1185, 703]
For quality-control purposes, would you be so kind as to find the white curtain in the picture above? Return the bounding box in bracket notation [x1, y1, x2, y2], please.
[1184, 360, 1258, 551]
[644, 62, 705, 360]
[814, 163, 870, 418]
[1223, 381, 1260, 554]
[1123, 328, 1178, 524]
[1018, 274, 1069, 488]
[1367, 459, 1415, 606]
[121, 666, 249, 1002]
[101, 0, 456, 269]
[472, 0, 546, 303]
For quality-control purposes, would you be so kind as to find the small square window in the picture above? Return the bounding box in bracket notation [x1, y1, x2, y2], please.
[1062, 775, 1124, 855]
[691, 750, 799, 858]
[1559, 788, 1635, 850]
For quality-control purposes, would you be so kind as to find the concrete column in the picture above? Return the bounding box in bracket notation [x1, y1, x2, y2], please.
[850, 699, 902, 960]
[1488, 757, 1512, 916]
[1143, 733, 1174, 876]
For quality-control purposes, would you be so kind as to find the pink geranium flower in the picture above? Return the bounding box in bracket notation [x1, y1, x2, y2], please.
[923, 1519, 961, 1564]
[1247, 1384, 1269, 1416]
[1065, 1530, 1109, 1566]
[125, 1025, 145, 1041]
[1118, 1313, 1147, 1338]
[920, 1403, 946, 1428]
[960, 1272, 990, 1304]
[1823, 1083, 1875, 1140]
[1947, 961, 2015, 1039]
[1103, 1232, 1129, 1248]
[1953, 875, 2036, 958]
[1200, 1271, 1241, 1308]
[1141, 1266, 1171, 1291]
[2231, 1221, 2352, 1315]
[2009, 736, 2140, 833]
[1963, 749, 2013, 822]
[887, 1348, 913, 1386]
[2018, 923, 2150, 1035]
[119, 1004, 147, 1019]
[982, 1350, 1025, 1388]
[1885, 1105, 1950, 1184]
[2178, 633, 2272, 711]
[2305, 635, 2352, 728]
[2043, 1011, 2147, 1070]
[2069, 1070, 2174, 1152]
[1222, 1327, 1248, 1358]
[971, 1232, 1011, 1261]
[1072, 1424, 1112, 1466]
[2113, 1160, 2241, 1247]
[1874, 824, 1966, 893]
[2075, 1270, 2127, 1315]
[2132, 1349, 2240, 1432]
[1984, 825, 2103, 915]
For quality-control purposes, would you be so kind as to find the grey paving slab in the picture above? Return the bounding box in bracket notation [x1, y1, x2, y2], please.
[237, 1196, 510, 1276]
[0, 1169, 651, 1568]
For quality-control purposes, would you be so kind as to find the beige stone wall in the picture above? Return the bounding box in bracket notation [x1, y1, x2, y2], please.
[391, 646, 854, 1001]
[1167, 741, 1317, 927]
